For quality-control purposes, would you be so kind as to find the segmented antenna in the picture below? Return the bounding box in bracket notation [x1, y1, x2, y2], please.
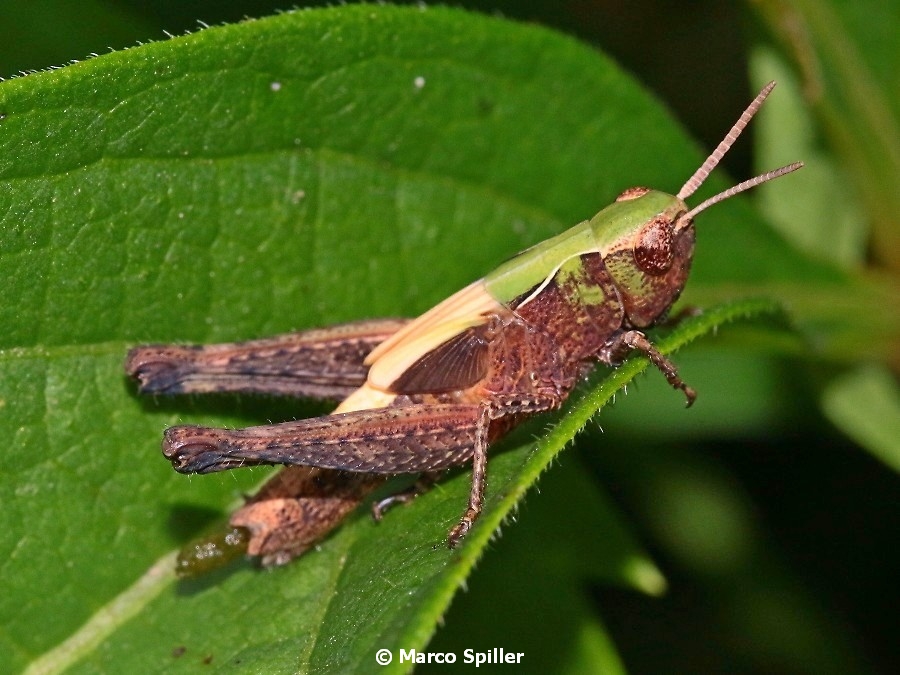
[682, 161, 803, 221]
[677, 81, 777, 201]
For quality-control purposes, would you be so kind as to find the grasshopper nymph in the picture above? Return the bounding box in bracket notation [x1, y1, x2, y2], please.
[127, 82, 801, 571]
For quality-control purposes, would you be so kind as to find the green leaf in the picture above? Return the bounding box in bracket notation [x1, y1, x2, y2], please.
[423, 456, 634, 675]
[0, 4, 870, 673]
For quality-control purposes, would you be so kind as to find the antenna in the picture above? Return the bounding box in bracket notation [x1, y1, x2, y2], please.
[677, 81, 777, 201]
[682, 162, 803, 221]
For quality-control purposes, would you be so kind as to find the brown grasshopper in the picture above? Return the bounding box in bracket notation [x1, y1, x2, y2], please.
[126, 82, 801, 571]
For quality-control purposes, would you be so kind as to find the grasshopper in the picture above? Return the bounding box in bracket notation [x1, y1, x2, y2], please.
[127, 82, 801, 571]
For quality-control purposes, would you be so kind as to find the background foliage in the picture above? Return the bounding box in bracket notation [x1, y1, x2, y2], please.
[1, 1, 896, 673]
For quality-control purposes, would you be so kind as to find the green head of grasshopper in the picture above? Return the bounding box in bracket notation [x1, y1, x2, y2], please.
[483, 80, 802, 342]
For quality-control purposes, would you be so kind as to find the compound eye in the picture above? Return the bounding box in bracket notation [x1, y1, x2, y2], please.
[616, 186, 651, 202]
[633, 215, 674, 274]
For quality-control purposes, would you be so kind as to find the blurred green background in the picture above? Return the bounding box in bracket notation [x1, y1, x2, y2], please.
[1, 1, 896, 674]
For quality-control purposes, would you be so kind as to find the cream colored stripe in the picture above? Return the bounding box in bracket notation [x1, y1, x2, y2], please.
[364, 280, 498, 365]
[363, 280, 503, 393]
[24, 551, 177, 675]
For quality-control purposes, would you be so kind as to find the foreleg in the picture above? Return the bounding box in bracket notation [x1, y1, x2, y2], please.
[600, 329, 696, 406]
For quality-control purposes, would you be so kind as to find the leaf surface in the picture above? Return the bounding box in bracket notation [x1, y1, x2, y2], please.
[0, 5, 844, 672]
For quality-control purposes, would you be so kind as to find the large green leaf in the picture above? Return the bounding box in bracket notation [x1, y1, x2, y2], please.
[0, 5, 873, 673]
